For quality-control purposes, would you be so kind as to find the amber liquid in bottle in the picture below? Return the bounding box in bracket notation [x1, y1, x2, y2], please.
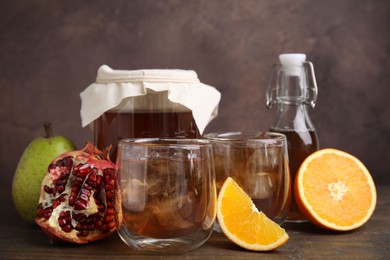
[270, 128, 319, 221]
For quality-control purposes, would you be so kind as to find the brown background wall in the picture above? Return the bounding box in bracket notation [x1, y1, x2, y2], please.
[1, 0, 389, 191]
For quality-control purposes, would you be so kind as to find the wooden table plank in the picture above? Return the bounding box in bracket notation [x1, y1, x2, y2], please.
[1, 186, 389, 259]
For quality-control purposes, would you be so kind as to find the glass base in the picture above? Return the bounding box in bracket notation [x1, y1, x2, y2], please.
[213, 221, 222, 233]
[118, 227, 212, 254]
[129, 237, 203, 254]
[285, 218, 309, 223]
[286, 211, 309, 223]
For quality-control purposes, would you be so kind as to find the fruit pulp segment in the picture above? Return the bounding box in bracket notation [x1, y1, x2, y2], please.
[220, 179, 286, 245]
[302, 152, 375, 226]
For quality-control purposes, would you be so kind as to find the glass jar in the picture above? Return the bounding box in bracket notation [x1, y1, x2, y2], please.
[80, 65, 221, 161]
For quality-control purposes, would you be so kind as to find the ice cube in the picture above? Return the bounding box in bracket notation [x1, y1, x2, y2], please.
[247, 172, 274, 199]
[148, 194, 195, 230]
[122, 179, 147, 212]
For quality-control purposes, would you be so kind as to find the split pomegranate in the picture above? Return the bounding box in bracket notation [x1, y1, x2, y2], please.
[35, 142, 116, 244]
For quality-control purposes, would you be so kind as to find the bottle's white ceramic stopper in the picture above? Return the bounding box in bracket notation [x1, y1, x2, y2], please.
[279, 53, 306, 76]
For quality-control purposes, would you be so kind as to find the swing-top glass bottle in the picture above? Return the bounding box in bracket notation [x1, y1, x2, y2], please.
[266, 53, 319, 222]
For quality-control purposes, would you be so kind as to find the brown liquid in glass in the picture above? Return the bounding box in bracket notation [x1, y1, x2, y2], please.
[95, 111, 200, 161]
[119, 157, 214, 238]
[270, 128, 319, 221]
[213, 145, 290, 224]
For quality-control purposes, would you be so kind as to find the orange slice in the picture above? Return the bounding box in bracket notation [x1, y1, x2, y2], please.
[295, 148, 377, 231]
[217, 177, 289, 251]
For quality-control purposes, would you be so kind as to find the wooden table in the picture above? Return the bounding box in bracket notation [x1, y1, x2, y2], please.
[1, 186, 389, 259]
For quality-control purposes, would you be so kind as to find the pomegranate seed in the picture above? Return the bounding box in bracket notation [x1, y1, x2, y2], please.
[106, 208, 115, 215]
[87, 223, 95, 230]
[43, 207, 53, 220]
[74, 200, 87, 210]
[58, 218, 67, 227]
[63, 156, 73, 168]
[58, 178, 68, 185]
[106, 201, 114, 208]
[79, 193, 90, 203]
[44, 185, 53, 194]
[74, 223, 83, 230]
[75, 178, 84, 186]
[105, 190, 114, 199]
[59, 211, 69, 217]
[104, 214, 114, 223]
[96, 203, 105, 212]
[83, 182, 92, 190]
[78, 164, 91, 177]
[81, 188, 91, 197]
[58, 157, 67, 166]
[56, 185, 65, 194]
[100, 223, 108, 232]
[107, 221, 116, 230]
[68, 196, 75, 206]
[48, 163, 56, 171]
[53, 201, 60, 209]
[36, 204, 44, 218]
[53, 195, 66, 209]
[104, 183, 114, 190]
[71, 186, 79, 193]
[61, 225, 73, 232]
[103, 169, 115, 182]
[72, 212, 86, 222]
[96, 175, 102, 186]
[73, 163, 83, 172]
[88, 171, 97, 182]
[77, 230, 89, 237]
[93, 189, 101, 197]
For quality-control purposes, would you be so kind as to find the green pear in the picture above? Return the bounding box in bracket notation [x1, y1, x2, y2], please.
[12, 122, 76, 225]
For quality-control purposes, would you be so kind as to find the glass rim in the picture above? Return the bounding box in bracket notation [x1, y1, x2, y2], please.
[118, 138, 212, 148]
[203, 131, 286, 142]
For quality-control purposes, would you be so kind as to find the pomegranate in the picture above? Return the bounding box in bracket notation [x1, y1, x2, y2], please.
[35, 142, 116, 244]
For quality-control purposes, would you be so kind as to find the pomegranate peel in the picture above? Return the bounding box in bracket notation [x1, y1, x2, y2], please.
[35, 142, 116, 244]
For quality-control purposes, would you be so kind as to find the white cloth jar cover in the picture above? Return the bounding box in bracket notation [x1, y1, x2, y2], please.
[80, 65, 221, 134]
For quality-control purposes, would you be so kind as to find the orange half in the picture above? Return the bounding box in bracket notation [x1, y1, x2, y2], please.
[295, 148, 377, 231]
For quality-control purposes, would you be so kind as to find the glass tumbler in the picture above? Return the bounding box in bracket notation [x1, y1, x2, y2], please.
[204, 132, 291, 227]
[115, 138, 216, 254]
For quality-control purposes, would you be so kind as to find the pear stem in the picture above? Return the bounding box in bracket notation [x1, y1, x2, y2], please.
[44, 122, 54, 138]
